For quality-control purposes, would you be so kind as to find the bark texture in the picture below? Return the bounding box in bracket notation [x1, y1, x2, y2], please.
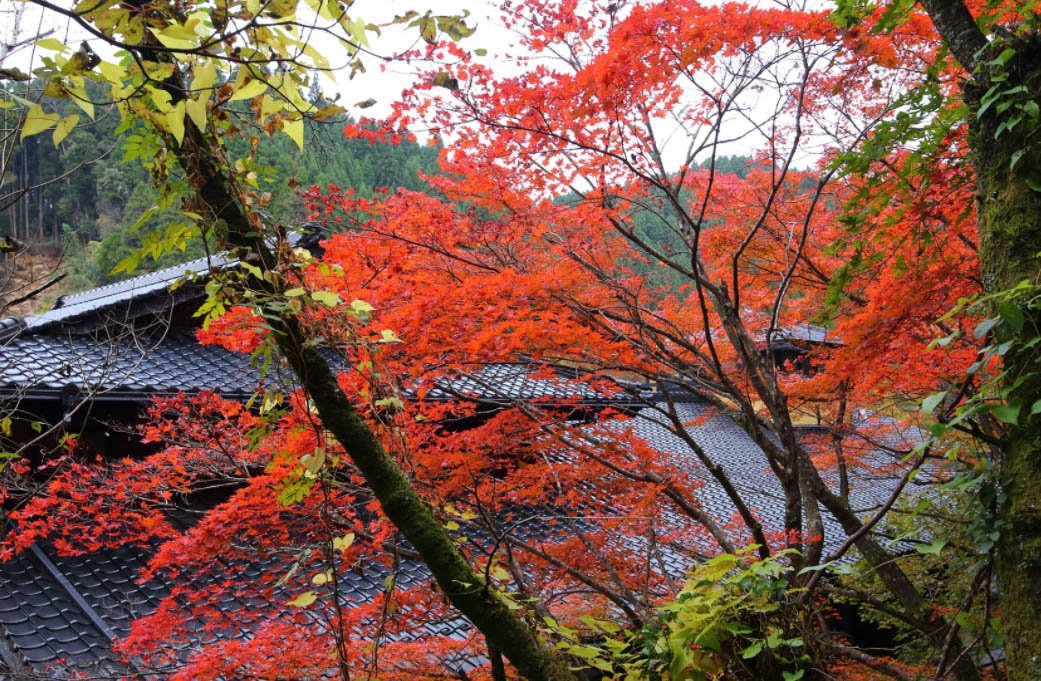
[917, 4, 1041, 677]
[969, 39, 1041, 680]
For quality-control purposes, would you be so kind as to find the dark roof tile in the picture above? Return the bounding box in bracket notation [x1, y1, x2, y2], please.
[0, 333, 281, 400]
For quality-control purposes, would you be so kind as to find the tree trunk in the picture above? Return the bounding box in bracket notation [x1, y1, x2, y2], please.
[969, 38, 1041, 681]
[913, 5, 1041, 677]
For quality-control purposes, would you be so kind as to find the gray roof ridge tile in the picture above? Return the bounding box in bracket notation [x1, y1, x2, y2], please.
[55, 253, 224, 307]
[25, 546, 118, 644]
[23, 253, 233, 331]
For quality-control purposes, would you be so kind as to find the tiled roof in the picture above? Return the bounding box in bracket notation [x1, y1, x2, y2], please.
[422, 363, 651, 406]
[18, 228, 316, 334]
[0, 536, 472, 678]
[0, 323, 643, 405]
[0, 248, 923, 676]
[771, 324, 842, 346]
[626, 403, 925, 558]
[0, 332, 272, 400]
[0, 546, 129, 678]
[0, 398, 930, 677]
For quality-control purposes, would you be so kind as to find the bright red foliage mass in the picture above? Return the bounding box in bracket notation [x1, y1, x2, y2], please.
[2, 0, 1000, 678]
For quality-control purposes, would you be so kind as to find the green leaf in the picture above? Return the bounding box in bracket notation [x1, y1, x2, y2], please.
[1023, 99, 1039, 122]
[991, 401, 1021, 425]
[741, 641, 763, 659]
[312, 290, 341, 306]
[997, 301, 1024, 333]
[922, 391, 947, 414]
[974, 317, 999, 339]
[915, 538, 946, 555]
[565, 644, 602, 660]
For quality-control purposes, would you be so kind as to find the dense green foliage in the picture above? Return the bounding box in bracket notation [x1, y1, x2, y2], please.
[1, 84, 441, 290]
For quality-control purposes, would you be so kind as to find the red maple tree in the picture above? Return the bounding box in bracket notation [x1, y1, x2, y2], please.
[2, 0, 1008, 679]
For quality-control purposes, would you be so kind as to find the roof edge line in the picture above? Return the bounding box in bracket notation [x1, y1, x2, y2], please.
[27, 543, 120, 641]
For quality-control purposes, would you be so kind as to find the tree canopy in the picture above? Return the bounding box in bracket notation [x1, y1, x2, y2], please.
[3, 0, 1041, 679]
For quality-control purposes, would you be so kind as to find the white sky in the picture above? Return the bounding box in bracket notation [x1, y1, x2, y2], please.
[1, 0, 510, 121]
[1, 0, 851, 170]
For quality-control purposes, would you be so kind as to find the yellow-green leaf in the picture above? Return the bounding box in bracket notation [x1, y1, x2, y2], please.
[150, 25, 198, 50]
[35, 38, 67, 53]
[350, 299, 373, 313]
[283, 117, 304, 150]
[302, 43, 330, 70]
[191, 61, 218, 92]
[287, 590, 317, 607]
[21, 104, 60, 140]
[98, 60, 126, 85]
[146, 86, 173, 112]
[52, 114, 79, 145]
[185, 96, 207, 131]
[229, 78, 268, 102]
[259, 94, 282, 121]
[166, 100, 186, 145]
[66, 81, 95, 119]
[301, 448, 326, 474]
[332, 533, 355, 551]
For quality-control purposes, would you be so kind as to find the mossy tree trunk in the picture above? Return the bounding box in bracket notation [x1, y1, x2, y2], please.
[919, 2, 1041, 677]
[971, 42, 1041, 680]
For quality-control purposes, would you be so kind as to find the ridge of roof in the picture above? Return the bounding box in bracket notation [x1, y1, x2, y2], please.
[0, 318, 26, 343]
[24, 252, 232, 332]
[17, 228, 319, 333]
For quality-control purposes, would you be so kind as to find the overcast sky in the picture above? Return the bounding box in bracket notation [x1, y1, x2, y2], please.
[1, 0, 510, 121]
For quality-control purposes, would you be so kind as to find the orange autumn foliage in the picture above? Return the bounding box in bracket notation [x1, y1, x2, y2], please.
[1, 0, 1003, 678]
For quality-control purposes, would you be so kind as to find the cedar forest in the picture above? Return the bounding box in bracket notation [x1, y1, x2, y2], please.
[1, 0, 1040, 680]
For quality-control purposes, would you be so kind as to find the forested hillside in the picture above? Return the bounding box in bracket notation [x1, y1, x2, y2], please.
[1, 83, 441, 294]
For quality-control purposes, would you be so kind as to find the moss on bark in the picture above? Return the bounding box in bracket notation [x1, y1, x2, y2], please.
[969, 38, 1041, 681]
